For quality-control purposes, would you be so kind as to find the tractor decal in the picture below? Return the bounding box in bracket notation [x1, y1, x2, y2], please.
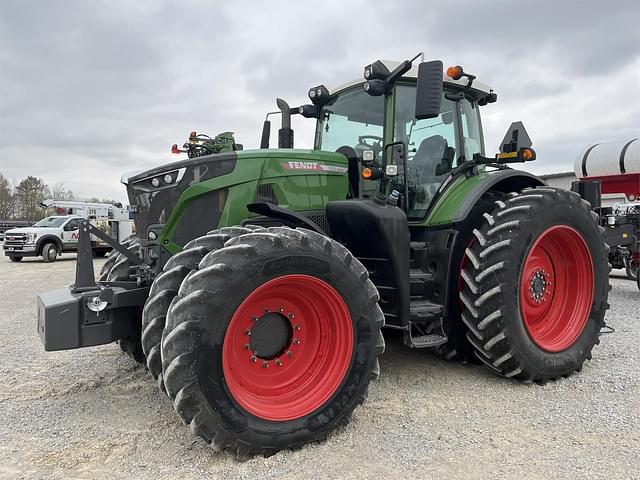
[281, 161, 348, 173]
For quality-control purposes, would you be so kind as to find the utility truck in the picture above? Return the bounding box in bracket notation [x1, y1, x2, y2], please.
[4, 200, 132, 262]
[37, 55, 610, 457]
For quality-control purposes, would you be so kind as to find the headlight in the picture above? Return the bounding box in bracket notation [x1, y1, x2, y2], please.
[163, 174, 173, 184]
[27, 233, 38, 243]
[151, 177, 160, 187]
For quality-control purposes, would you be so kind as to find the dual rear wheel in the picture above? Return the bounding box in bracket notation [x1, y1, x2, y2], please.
[143, 226, 384, 457]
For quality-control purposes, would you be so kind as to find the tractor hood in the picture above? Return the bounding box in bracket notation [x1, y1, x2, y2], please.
[123, 149, 348, 242]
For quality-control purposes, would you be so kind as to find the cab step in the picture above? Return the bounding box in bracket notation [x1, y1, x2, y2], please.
[405, 300, 447, 348]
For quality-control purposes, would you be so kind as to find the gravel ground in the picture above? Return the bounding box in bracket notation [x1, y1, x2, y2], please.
[0, 251, 638, 480]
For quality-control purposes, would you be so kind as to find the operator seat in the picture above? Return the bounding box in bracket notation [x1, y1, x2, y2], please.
[413, 135, 453, 176]
[409, 135, 455, 212]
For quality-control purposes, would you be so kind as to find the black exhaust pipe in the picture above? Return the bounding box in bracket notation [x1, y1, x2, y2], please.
[276, 98, 294, 148]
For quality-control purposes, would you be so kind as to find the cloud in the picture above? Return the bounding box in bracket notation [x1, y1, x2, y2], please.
[1, 0, 639, 202]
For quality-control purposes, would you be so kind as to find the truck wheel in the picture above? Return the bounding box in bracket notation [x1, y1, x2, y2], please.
[42, 243, 58, 263]
[161, 227, 384, 457]
[460, 187, 609, 383]
[142, 227, 262, 390]
[626, 259, 638, 281]
[9, 256, 23, 262]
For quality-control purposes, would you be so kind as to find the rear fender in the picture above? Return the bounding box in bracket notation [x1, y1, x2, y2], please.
[425, 169, 545, 226]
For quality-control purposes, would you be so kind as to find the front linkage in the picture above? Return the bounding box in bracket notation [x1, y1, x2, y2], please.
[37, 220, 149, 352]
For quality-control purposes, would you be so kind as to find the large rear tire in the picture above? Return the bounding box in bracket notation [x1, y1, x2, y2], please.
[141, 226, 263, 389]
[431, 192, 504, 362]
[161, 227, 384, 457]
[460, 187, 609, 383]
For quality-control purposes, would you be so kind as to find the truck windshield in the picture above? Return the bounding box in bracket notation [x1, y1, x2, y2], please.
[317, 87, 385, 157]
[33, 217, 67, 228]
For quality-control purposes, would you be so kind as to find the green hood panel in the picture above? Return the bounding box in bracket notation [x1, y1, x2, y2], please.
[159, 149, 349, 253]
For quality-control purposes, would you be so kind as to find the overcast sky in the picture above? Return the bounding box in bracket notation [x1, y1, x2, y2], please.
[1, 0, 639, 203]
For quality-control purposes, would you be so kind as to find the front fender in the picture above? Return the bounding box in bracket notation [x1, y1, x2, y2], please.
[36, 234, 63, 253]
[424, 169, 545, 226]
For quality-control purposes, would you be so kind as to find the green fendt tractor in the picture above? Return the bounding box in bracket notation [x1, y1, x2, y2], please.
[37, 54, 609, 457]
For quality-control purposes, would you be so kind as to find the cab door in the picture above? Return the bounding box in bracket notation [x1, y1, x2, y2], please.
[61, 218, 82, 250]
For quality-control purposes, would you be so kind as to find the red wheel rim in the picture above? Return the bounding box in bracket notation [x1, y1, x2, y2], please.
[519, 225, 594, 352]
[222, 274, 354, 421]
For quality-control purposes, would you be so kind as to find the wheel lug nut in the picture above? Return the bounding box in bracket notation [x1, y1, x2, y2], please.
[262, 361, 269, 368]
[294, 323, 301, 331]
[252, 316, 258, 322]
[244, 343, 250, 350]
[279, 307, 284, 313]
[275, 359, 283, 366]
[250, 355, 257, 362]
[287, 351, 293, 358]
[293, 338, 300, 345]
[244, 329, 251, 336]
[288, 313, 295, 319]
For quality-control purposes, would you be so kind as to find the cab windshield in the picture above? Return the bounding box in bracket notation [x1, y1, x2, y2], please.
[316, 87, 385, 156]
[33, 216, 67, 228]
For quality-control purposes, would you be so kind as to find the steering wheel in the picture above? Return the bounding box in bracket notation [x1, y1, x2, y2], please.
[355, 135, 384, 160]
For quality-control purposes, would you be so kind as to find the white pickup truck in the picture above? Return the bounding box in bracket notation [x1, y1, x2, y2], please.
[4, 215, 94, 262]
[3, 201, 133, 263]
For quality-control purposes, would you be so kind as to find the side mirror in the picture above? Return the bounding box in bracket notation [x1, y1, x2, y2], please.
[415, 60, 443, 120]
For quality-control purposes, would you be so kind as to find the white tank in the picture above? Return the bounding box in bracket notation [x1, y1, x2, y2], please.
[574, 138, 640, 178]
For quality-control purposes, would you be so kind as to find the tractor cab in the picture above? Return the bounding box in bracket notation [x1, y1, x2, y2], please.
[290, 57, 498, 223]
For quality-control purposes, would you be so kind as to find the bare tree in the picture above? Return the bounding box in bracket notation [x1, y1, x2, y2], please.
[51, 181, 75, 201]
[0, 173, 16, 219]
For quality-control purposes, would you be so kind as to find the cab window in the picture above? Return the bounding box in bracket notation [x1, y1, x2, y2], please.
[64, 219, 81, 231]
[394, 84, 458, 220]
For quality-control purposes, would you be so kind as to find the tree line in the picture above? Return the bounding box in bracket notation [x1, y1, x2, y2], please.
[0, 173, 120, 222]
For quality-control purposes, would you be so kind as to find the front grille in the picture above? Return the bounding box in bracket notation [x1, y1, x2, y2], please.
[172, 189, 227, 246]
[4, 234, 26, 246]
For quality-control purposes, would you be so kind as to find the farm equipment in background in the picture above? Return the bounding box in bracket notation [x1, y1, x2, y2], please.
[574, 138, 640, 288]
[171, 131, 242, 158]
[37, 54, 610, 457]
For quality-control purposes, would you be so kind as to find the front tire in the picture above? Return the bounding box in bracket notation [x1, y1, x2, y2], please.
[142, 226, 262, 389]
[42, 243, 58, 263]
[161, 227, 384, 457]
[625, 258, 638, 281]
[460, 187, 609, 383]
[9, 256, 23, 262]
